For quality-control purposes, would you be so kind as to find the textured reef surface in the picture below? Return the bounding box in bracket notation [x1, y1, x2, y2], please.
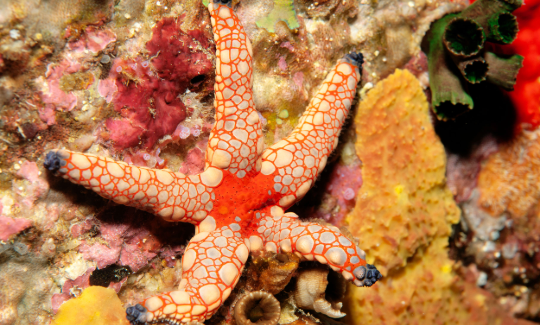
[1, 0, 540, 324]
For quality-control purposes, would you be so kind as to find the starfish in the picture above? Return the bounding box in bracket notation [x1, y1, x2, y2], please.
[44, 0, 382, 323]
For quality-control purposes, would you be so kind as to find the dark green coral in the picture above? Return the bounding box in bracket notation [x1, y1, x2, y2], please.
[422, 0, 523, 120]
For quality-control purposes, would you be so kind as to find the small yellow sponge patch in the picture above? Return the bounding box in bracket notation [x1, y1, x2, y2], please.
[52, 286, 129, 325]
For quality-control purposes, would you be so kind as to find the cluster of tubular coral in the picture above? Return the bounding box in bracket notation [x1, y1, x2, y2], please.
[422, 0, 523, 120]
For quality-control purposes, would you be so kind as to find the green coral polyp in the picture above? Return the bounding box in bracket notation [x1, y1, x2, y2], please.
[489, 13, 518, 44]
[423, 0, 523, 119]
[444, 18, 485, 57]
[463, 58, 489, 84]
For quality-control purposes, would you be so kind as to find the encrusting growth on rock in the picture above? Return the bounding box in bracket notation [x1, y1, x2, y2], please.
[422, 0, 523, 120]
[43, 0, 381, 323]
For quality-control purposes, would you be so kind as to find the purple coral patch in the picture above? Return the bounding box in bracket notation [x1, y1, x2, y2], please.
[103, 18, 213, 150]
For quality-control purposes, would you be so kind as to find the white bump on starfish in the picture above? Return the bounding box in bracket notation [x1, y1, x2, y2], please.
[145, 296, 163, 312]
[296, 235, 315, 253]
[199, 216, 217, 233]
[325, 247, 348, 266]
[170, 291, 190, 304]
[182, 249, 197, 271]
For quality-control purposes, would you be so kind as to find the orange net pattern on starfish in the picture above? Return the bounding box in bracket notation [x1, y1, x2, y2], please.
[259, 60, 360, 209]
[44, 149, 221, 223]
[206, 1, 263, 178]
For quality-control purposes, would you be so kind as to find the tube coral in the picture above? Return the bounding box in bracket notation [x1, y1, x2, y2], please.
[234, 291, 281, 325]
[422, 0, 523, 120]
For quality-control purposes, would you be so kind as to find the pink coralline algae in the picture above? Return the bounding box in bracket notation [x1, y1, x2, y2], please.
[77, 207, 189, 272]
[178, 138, 208, 175]
[102, 17, 214, 150]
[14, 161, 50, 209]
[40, 58, 81, 113]
[97, 78, 117, 103]
[79, 242, 123, 269]
[0, 216, 32, 241]
[68, 26, 116, 53]
[38, 27, 116, 125]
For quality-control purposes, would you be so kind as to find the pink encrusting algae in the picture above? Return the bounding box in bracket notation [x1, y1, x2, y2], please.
[0, 216, 32, 241]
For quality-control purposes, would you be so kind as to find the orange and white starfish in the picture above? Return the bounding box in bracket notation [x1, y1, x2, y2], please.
[44, 0, 381, 323]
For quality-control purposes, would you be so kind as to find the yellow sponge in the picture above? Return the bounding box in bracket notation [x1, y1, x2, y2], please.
[52, 286, 129, 325]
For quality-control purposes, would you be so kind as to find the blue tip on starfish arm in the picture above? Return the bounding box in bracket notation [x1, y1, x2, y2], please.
[44, 151, 67, 173]
[344, 52, 364, 67]
[213, 0, 232, 6]
[126, 304, 147, 324]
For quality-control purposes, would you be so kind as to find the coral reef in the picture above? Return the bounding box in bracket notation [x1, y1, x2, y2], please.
[478, 130, 540, 218]
[255, 0, 299, 33]
[244, 252, 300, 295]
[455, 129, 540, 320]
[443, 125, 540, 320]
[52, 286, 130, 325]
[422, 0, 524, 120]
[0, 247, 54, 324]
[446, 136, 498, 203]
[348, 236, 534, 325]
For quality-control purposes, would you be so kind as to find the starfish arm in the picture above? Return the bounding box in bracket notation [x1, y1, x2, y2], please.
[258, 54, 364, 209]
[251, 210, 381, 287]
[44, 149, 225, 223]
[206, 0, 264, 178]
[127, 226, 249, 323]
